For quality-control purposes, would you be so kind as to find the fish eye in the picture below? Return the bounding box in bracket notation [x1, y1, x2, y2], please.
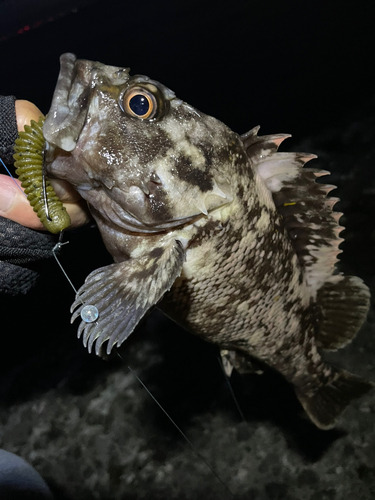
[122, 87, 157, 120]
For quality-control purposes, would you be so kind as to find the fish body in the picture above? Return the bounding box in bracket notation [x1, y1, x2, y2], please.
[44, 53, 373, 429]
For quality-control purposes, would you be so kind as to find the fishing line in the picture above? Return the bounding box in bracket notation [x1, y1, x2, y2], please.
[52, 237, 79, 297]
[0, 157, 28, 198]
[122, 357, 235, 498]
[217, 355, 246, 422]
[51, 241, 234, 497]
[52, 234, 99, 322]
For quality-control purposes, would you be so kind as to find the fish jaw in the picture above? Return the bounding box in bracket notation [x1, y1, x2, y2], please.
[43, 53, 130, 152]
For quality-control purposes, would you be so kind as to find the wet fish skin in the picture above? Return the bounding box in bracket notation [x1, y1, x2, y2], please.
[44, 53, 373, 429]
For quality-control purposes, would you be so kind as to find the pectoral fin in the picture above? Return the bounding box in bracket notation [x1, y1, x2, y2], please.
[71, 239, 185, 356]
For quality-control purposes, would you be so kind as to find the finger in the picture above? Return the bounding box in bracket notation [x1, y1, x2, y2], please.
[0, 175, 91, 229]
[4, 101, 92, 230]
[15, 100, 44, 131]
[0, 175, 45, 230]
[48, 179, 92, 227]
[49, 179, 82, 203]
[65, 199, 92, 228]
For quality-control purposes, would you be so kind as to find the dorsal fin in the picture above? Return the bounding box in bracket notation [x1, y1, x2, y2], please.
[241, 127, 343, 296]
[240, 127, 370, 350]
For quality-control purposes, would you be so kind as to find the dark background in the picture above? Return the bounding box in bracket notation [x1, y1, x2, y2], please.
[1, 0, 375, 141]
[0, 1, 375, 499]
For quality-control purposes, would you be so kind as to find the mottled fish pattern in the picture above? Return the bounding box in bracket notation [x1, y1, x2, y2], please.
[44, 53, 373, 429]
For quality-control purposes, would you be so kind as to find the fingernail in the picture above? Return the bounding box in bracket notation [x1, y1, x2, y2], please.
[0, 182, 16, 212]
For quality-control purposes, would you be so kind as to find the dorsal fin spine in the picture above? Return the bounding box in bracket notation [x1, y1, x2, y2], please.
[240, 127, 349, 297]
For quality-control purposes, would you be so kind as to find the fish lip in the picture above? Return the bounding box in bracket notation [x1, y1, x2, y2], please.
[96, 183, 216, 234]
[110, 201, 203, 234]
[44, 53, 90, 152]
[44, 53, 131, 152]
[104, 181, 233, 234]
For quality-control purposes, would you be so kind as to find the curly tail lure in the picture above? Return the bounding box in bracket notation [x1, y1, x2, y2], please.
[13, 116, 71, 234]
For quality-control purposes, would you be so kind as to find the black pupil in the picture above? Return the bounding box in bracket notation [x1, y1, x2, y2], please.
[129, 94, 149, 116]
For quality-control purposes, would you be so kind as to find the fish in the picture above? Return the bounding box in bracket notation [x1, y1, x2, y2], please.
[43, 53, 373, 430]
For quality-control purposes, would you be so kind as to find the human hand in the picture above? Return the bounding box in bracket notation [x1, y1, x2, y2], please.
[0, 100, 90, 230]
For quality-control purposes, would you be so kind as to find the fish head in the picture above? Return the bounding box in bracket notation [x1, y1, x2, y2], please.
[44, 53, 234, 234]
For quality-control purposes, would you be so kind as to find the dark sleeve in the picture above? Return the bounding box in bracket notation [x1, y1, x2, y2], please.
[0, 96, 58, 295]
[0, 95, 18, 164]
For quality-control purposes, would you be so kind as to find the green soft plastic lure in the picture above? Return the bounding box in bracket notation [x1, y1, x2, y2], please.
[13, 116, 71, 234]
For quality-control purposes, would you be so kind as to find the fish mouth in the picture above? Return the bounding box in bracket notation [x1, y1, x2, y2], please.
[44, 53, 130, 152]
[108, 201, 205, 234]
[84, 188, 206, 234]
[80, 180, 220, 234]
[43, 53, 87, 152]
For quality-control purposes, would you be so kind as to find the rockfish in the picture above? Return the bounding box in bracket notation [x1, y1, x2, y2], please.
[43, 53, 373, 429]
